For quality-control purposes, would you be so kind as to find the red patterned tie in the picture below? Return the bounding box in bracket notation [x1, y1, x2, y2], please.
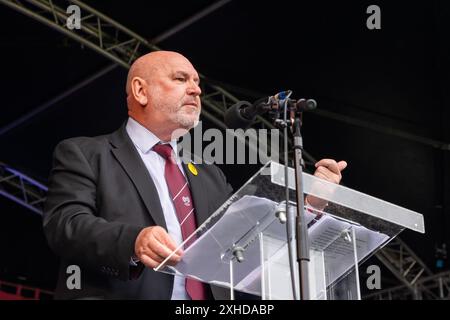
[152, 143, 207, 300]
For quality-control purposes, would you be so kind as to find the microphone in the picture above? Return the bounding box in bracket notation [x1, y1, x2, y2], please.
[293, 98, 317, 112]
[224, 91, 317, 129]
[224, 91, 290, 129]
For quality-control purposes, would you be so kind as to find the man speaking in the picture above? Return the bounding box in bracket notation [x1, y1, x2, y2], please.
[43, 51, 347, 299]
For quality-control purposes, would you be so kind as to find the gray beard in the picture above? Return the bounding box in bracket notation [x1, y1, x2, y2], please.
[173, 112, 200, 129]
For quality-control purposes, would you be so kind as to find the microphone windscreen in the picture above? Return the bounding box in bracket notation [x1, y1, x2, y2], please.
[224, 101, 254, 129]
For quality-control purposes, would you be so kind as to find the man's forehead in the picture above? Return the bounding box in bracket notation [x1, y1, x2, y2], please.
[172, 68, 199, 79]
[162, 57, 198, 76]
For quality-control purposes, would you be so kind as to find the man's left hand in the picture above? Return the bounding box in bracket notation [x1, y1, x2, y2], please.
[305, 159, 347, 210]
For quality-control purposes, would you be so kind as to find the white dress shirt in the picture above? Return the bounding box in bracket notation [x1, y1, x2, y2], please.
[126, 117, 190, 300]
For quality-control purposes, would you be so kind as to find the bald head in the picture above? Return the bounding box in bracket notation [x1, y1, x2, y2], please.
[126, 51, 194, 96]
[125, 50, 202, 141]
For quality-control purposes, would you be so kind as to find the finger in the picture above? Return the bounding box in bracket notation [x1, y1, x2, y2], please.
[338, 160, 348, 171]
[315, 159, 340, 175]
[145, 247, 168, 264]
[148, 236, 182, 263]
[153, 227, 184, 256]
[139, 254, 160, 269]
[316, 166, 341, 182]
[317, 170, 341, 184]
[315, 159, 335, 168]
[145, 249, 180, 267]
[314, 172, 329, 182]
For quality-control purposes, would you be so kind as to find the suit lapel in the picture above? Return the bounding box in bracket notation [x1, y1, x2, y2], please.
[109, 124, 167, 230]
[183, 163, 210, 227]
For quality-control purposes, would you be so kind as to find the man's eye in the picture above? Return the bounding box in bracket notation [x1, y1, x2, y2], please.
[175, 77, 185, 81]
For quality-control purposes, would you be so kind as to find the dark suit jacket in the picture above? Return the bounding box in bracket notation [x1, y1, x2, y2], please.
[43, 123, 233, 299]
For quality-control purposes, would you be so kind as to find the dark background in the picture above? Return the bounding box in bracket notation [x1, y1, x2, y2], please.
[0, 0, 448, 293]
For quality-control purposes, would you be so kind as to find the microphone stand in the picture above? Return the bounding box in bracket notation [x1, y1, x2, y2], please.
[281, 97, 299, 300]
[272, 96, 312, 300]
[292, 113, 310, 300]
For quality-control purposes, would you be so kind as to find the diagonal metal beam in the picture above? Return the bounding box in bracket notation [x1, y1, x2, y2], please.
[1, 0, 449, 154]
[0, 0, 286, 162]
[374, 237, 433, 297]
[0, 0, 233, 137]
[364, 270, 450, 300]
[313, 109, 450, 151]
[151, 0, 233, 44]
[0, 162, 47, 215]
[0, 0, 263, 132]
[0, 64, 117, 136]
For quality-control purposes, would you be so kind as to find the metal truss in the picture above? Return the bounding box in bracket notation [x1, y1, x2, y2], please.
[0, 0, 440, 296]
[2, 0, 446, 154]
[0, 0, 288, 158]
[0, 279, 53, 299]
[372, 237, 434, 298]
[0, 0, 240, 129]
[0, 162, 47, 215]
[0, 0, 160, 67]
[364, 270, 450, 300]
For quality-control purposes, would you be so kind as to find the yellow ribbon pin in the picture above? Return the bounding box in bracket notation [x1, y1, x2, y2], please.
[188, 162, 198, 176]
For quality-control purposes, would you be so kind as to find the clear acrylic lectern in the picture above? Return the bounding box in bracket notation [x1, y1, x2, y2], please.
[155, 161, 425, 300]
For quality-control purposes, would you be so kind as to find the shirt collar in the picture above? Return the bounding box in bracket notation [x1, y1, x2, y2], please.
[125, 117, 178, 154]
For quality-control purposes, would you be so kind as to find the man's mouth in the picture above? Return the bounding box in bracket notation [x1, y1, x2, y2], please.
[182, 103, 199, 110]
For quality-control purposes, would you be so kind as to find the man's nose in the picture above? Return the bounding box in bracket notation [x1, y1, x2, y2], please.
[187, 81, 201, 96]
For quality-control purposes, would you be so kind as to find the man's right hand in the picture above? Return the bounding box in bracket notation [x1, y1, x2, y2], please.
[134, 226, 183, 269]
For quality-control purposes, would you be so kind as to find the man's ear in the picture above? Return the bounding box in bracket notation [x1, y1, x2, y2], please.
[131, 76, 148, 106]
